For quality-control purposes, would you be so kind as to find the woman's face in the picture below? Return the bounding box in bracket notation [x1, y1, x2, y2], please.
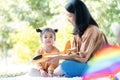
[66, 11, 76, 26]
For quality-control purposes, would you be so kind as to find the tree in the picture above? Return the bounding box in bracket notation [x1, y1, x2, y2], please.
[83, 0, 120, 44]
[17, 0, 54, 28]
[10, 26, 40, 63]
[0, 0, 54, 63]
[0, 8, 14, 64]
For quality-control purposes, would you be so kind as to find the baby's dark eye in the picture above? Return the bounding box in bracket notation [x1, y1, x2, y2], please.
[50, 36, 53, 38]
[44, 36, 47, 38]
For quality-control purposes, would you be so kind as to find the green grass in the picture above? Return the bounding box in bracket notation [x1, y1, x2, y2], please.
[0, 72, 27, 78]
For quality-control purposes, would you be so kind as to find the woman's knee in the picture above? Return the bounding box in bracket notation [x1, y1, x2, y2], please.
[61, 60, 88, 77]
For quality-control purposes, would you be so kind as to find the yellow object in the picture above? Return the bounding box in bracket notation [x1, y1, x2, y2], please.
[110, 78, 114, 80]
[110, 76, 114, 80]
[32, 40, 71, 63]
[62, 40, 71, 54]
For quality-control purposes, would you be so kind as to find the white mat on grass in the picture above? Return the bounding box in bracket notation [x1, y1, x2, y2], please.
[0, 72, 120, 80]
[0, 75, 82, 80]
[0, 75, 110, 80]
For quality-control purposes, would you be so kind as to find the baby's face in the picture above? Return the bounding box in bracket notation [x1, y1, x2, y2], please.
[41, 31, 55, 46]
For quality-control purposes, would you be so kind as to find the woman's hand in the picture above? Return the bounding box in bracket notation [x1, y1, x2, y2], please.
[47, 56, 60, 65]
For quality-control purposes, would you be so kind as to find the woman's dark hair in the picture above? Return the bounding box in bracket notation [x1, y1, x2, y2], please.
[65, 0, 98, 37]
[36, 28, 58, 38]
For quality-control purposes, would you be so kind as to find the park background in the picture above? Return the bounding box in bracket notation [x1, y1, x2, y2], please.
[0, 0, 120, 77]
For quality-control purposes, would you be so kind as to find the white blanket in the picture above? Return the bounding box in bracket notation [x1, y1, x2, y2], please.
[0, 75, 113, 80]
[1, 72, 120, 80]
[0, 75, 82, 80]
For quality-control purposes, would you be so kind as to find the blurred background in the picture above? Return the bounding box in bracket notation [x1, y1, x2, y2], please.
[0, 0, 120, 77]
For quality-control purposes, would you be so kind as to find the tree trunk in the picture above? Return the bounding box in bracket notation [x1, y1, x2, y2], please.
[2, 44, 8, 65]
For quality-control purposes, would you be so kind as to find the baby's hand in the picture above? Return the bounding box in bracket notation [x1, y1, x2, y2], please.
[40, 69, 48, 77]
[48, 70, 53, 77]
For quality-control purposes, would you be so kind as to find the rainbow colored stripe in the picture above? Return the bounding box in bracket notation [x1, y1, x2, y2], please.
[83, 46, 120, 80]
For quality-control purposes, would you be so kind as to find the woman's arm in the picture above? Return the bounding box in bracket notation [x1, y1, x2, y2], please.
[60, 53, 87, 62]
[66, 26, 108, 62]
[72, 26, 108, 62]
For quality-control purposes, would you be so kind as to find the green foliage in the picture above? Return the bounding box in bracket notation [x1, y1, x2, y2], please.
[0, 0, 55, 63]
[0, 0, 53, 29]
[49, 0, 67, 14]
[83, 0, 120, 44]
[10, 26, 40, 63]
[0, 72, 26, 78]
[100, 0, 120, 44]
[24, 0, 54, 28]
[0, 0, 15, 59]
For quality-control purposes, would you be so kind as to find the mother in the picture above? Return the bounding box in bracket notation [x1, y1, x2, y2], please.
[48, 0, 109, 77]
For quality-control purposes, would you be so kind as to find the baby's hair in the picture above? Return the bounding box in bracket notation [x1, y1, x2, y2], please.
[36, 28, 58, 38]
[36, 29, 42, 33]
